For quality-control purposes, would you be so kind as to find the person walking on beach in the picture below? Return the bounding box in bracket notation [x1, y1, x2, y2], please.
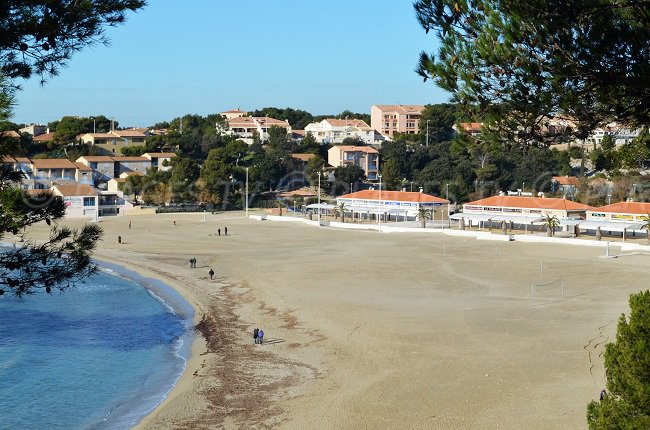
[117, 235, 122, 244]
[217, 228, 221, 236]
[208, 268, 214, 279]
[128, 220, 132, 229]
[258, 329, 264, 345]
[253, 327, 259, 344]
[189, 258, 196, 269]
[224, 226, 228, 236]
[173, 220, 176, 226]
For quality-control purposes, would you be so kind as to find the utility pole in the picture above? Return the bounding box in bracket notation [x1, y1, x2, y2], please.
[180, 117, 183, 135]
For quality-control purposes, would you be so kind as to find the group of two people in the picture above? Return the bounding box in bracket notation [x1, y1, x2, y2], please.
[253, 327, 265, 344]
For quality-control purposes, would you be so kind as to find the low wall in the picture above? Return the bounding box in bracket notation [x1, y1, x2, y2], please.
[125, 206, 156, 216]
[253, 215, 650, 250]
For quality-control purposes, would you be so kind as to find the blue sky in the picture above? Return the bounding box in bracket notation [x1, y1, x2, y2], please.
[13, 0, 449, 128]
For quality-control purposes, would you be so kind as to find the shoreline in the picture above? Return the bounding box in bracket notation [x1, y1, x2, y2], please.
[91, 254, 209, 430]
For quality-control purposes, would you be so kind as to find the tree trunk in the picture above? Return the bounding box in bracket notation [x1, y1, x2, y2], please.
[547, 225, 553, 237]
[502, 221, 507, 235]
[460, 217, 465, 230]
[596, 227, 602, 241]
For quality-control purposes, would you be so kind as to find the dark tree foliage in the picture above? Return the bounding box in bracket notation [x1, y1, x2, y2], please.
[587, 291, 650, 429]
[414, 0, 650, 145]
[0, 0, 146, 82]
[419, 103, 458, 144]
[0, 164, 102, 297]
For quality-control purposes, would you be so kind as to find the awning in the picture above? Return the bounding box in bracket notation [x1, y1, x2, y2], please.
[305, 203, 336, 210]
[450, 213, 544, 224]
[575, 220, 644, 232]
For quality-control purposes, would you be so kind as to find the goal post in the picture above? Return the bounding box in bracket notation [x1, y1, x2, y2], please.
[531, 278, 565, 307]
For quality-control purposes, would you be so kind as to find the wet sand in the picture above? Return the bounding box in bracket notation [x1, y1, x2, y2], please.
[21, 212, 650, 429]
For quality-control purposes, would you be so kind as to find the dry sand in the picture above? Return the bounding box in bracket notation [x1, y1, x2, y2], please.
[20, 212, 650, 429]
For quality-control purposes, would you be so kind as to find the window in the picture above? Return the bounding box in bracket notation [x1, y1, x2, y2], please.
[83, 197, 95, 207]
[132, 138, 144, 143]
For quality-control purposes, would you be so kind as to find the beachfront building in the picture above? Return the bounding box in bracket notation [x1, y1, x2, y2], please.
[327, 145, 380, 181]
[370, 105, 424, 138]
[224, 116, 292, 145]
[80, 128, 149, 155]
[304, 118, 382, 145]
[452, 195, 592, 232]
[581, 202, 650, 240]
[51, 183, 132, 218]
[336, 190, 449, 222]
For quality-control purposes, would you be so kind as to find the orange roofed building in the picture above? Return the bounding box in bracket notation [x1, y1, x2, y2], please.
[336, 190, 449, 220]
[587, 202, 650, 223]
[463, 195, 592, 219]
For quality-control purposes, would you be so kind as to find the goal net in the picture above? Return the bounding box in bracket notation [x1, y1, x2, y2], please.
[531, 278, 565, 307]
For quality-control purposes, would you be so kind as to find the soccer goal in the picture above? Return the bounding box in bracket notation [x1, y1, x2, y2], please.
[531, 278, 565, 307]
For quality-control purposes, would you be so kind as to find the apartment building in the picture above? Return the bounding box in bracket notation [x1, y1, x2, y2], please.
[219, 108, 248, 120]
[327, 145, 380, 181]
[80, 128, 149, 155]
[1, 156, 92, 190]
[370, 105, 424, 138]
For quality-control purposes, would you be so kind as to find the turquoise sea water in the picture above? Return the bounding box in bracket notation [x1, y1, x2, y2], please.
[0, 262, 194, 430]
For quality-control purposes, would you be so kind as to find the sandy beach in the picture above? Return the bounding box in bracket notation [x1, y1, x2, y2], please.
[19, 212, 650, 429]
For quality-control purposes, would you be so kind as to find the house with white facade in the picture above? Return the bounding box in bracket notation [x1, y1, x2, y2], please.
[224, 116, 292, 145]
[304, 118, 384, 145]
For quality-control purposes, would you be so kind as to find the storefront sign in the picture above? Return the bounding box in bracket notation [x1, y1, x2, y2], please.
[503, 208, 522, 213]
[484, 206, 502, 212]
[590, 213, 606, 218]
[463, 205, 482, 212]
[612, 214, 634, 221]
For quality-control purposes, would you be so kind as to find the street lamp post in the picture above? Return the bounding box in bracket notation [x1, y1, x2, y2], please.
[446, 183, 449, 201]
[607, 194, 612, 205]
[378, 174, 383, 232]
[318, 171, 322, 226]
[245, 167, 249, 219]
[410, 181, 414, 192]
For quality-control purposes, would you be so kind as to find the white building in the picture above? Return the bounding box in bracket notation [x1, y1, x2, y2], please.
[224, 116, 292, 145]
[336, 190, 449, 221]
[51, 184, 132, 219]
[304, 118, 383, 144]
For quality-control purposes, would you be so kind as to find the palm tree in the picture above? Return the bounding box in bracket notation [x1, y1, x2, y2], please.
[640, 214, 650, 243]
[337, 202, 348, 223]
[541, 214, 560, 237]
[416, 206, 431, 228]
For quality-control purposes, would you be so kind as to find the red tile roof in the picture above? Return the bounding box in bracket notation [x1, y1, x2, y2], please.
[332, 145, 379, 154]
[290, 153, 316, 162]
[31, 159, 78, 169]
[467, 195, 592, 211]
[592, 202, 650, 215]
[53, 184, 97, 197]
[142, 152, 177, 158]
[373, 105, 425, 114]
[552, 176, 580, 186]
[33, 132, 55, 142]
[340, 190, 448, 203]
[458, 122, 483, 133]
